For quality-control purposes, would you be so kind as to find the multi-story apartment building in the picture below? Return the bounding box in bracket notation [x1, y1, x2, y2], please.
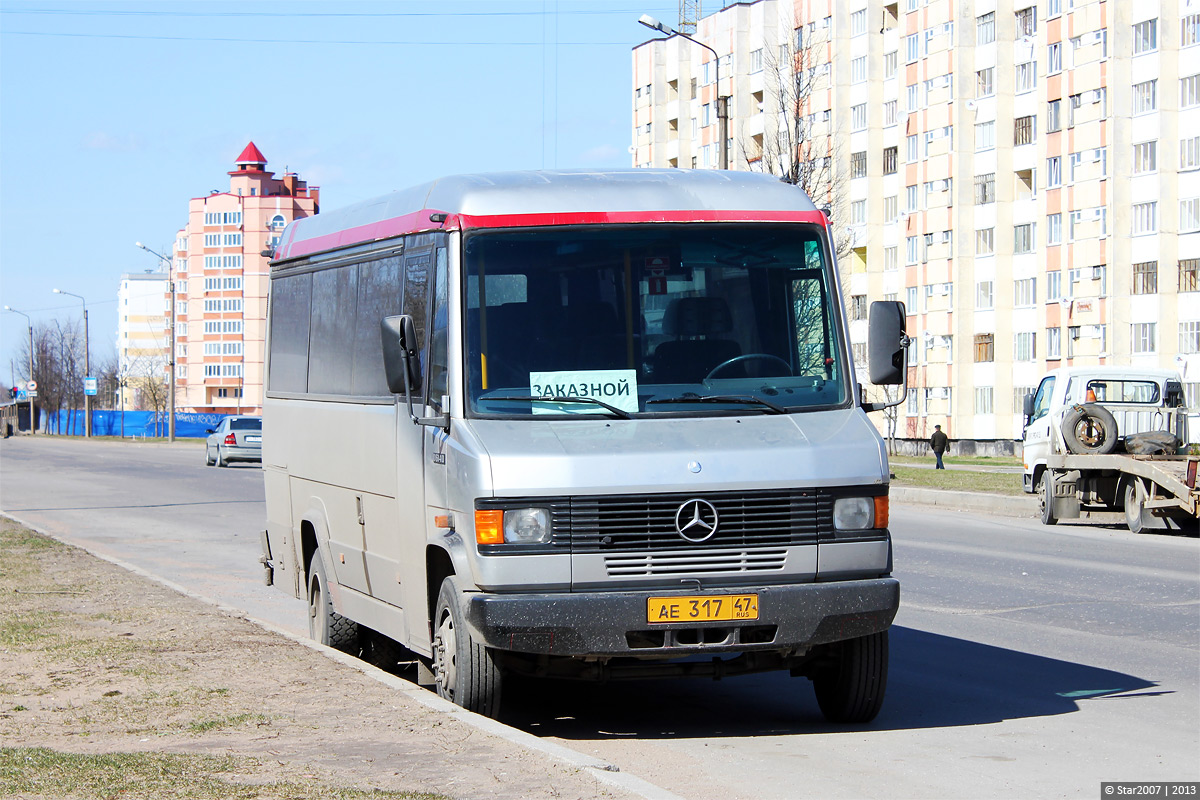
[633, 0, 1200, 445]
[116, 272, 169, 410]
[170, 142, 319, 414]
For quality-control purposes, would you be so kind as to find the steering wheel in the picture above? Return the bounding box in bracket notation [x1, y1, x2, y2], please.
[704, 353, 794, 380]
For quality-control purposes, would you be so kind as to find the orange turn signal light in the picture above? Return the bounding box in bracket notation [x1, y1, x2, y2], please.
[874, 496, 889, 530]
[475, 509, 504, 545]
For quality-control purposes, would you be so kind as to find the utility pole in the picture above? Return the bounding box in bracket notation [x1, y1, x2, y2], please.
[4, 306, 35, 433]
[136, 242, 176, 442]
[639, 14, 727, 170]
[53, 289, 90, 438]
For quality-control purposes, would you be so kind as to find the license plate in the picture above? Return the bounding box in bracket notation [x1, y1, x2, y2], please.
[647, 594, 759, 624]
[244, 435, 261, 443]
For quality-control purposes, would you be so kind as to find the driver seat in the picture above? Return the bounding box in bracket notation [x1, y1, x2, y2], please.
[652, 297, 742, 383]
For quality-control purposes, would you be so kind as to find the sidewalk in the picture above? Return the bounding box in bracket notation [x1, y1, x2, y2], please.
[891, 486, 1038, 518]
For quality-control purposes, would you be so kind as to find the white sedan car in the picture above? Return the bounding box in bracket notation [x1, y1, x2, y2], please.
[204, 416, 262, 467]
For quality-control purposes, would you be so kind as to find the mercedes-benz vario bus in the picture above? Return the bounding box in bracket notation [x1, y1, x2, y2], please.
[260, 169, 907, 722]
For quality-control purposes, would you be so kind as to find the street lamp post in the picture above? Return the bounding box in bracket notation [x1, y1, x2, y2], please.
[136, 242, 176, 442]
[3, 305, 35, 433]
[639, 14, 728, 170]
[52, 288, 91, 438]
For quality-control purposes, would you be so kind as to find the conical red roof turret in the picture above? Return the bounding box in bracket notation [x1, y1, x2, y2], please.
[234, 141, 267, 170]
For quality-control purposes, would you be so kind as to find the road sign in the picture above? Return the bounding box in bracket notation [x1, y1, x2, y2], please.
[26, 380, 37, 391]
[84, 377, 98, 396]
[16, 390, 27, 401]
[27, 390, 37, 398]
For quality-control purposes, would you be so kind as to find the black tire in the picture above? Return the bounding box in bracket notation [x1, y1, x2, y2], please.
[813, 631, 888, 723]
[307, 553, 359, 652]
[1039, 472, 1058, 526]
[361, 628, 414, 672]
[433, 576, 502, 717]
[1061, 404, 1118, 455]
[1124, 479, 1147, 534]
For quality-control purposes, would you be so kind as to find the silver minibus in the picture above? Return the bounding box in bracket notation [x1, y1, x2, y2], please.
[260, 169, 907, 722]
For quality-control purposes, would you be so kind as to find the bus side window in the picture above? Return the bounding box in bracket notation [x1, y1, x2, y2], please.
[427, 248, 450, 406]
[402, 249, 432, 394]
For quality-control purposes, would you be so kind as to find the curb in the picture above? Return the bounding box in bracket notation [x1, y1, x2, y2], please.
[891, 486, 1038, 518]
[0, 511, 686, 800]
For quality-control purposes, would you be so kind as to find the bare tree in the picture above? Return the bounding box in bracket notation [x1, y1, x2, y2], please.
[125, 354, 168, 435]
[740, 23, 854, 267]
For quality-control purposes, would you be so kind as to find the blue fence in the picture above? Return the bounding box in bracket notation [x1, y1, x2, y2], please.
[44, 410, 232, 438]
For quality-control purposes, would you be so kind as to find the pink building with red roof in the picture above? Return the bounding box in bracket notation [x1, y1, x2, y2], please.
[170, 142, 319, 414]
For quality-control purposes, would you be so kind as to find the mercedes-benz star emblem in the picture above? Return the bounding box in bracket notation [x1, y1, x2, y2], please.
[675, 499, 719, 543]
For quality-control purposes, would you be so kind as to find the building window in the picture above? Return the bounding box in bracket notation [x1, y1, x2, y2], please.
[976, 228, 995, 255]
[749, 48, 763, 73]
[1046, 156, 1062, 187]
[884, 246, 899, 270]
[882, 147, 898, 176]
[852, 104, 868, 131]
[906, 184, 919, 211]
[1182, 198, 1200, 233]
[1185, 14, 1200, 47]
[907, 134, 919, 162]
[851, 295, 867, 321]
[884, 101, 898, 126]
[852, 56, 867, 84]
[1047, 42, 1062, 74]
[1014, 278, 1037, 307]
[906, 286, 918, 313]
[1183, 75, 1200, 108]
[1183, 137, 1200, 171]
[1133, 19, 1158, 54]
[851, 151, 867, 178]
[974, 334, 995, 363]
[1047, 213, 1062, 245]
[1047, 100, 1062, 132]
[884, 51, 898, 78]
[1132, 261, 1158, 295]
[1015, 62, 1037, 93]
[1014, 116, 1035, 145]
[1182, 259, 1200, 292]
[976, 121, 995, 151]
[1133, 141, 1158, 174]
[851, 9, 867, 36]
[851, 200, 866, 225]
[1015, 6, 1036, 36]
[906, 33, 920, 63]
[1133, 80, 1158, 114]
[1047, 327, 1061, 359]
[977, 12, 995, 45]
[270, 214, 286, 230]
[1047, 271, 1062, 300]
[1014, 224, 1035, 254]
[1131, 323, 1157, 354]
[906, 236, 920, 265]
[1131, 202, 1158, 235]
[974, 173, 995, 205]
[1180, 321, 1200, 354]
[884, 196, 898, 219]
[976, 68, 994, 98]
[976, 281, 994, 309]
[1014, 332, 1036, 362]
[975, 387, 994, 414]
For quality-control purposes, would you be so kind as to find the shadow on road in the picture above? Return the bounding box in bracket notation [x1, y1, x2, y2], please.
[498, 625, 1160, 738]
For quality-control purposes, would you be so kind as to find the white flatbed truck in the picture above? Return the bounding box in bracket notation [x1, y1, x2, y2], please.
[1023, 366, 1199, 534]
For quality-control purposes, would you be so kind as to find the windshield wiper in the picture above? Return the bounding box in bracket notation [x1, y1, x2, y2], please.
[647, 394, 787, 414]
[484, 395, 633, 420]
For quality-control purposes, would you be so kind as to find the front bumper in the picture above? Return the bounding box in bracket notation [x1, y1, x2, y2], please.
[464, 577, 899, 657]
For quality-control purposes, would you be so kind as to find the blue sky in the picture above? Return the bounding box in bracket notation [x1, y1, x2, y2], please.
[0, 0, 675, 380]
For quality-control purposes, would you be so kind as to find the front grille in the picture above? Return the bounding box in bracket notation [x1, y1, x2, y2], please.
[566, 489, 831, 551]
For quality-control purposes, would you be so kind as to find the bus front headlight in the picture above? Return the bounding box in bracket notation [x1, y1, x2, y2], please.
[833, 497, 874, 530]
[502, 508, 551, 544]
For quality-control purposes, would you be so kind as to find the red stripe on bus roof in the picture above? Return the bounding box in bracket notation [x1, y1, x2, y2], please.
[279, 208, 828, 259]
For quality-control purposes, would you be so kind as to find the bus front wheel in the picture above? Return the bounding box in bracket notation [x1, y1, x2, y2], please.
[433, 577, 502, 718]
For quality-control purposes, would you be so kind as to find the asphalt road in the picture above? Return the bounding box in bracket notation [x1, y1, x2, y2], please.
[2, 435, 1197, 800]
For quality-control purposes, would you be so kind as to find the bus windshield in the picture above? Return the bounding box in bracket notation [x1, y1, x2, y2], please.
[463, 224, 848, 417]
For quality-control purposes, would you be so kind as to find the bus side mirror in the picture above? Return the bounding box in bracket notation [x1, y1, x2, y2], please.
[1022, 393, 1035, 418]
[381, 314, 422, 395]
[868, 301, 908, 385]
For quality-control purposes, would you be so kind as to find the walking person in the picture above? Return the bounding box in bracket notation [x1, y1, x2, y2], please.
[929, 424, 949, 470]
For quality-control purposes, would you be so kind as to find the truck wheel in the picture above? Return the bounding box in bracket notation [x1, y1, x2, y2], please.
[1123, 479, 1148, 534]
[813, 631, 888, 723]
[1039, 473, 1058, 526]
[433, 576, 502, 717]
[1061, 404, 1118, 455]
[308, 553, 359, 652]
[361, 628, 415, 672]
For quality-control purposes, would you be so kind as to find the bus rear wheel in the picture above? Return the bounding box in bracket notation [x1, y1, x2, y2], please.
[307, 553, 358, 652]
[433, 576, 502, 718]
